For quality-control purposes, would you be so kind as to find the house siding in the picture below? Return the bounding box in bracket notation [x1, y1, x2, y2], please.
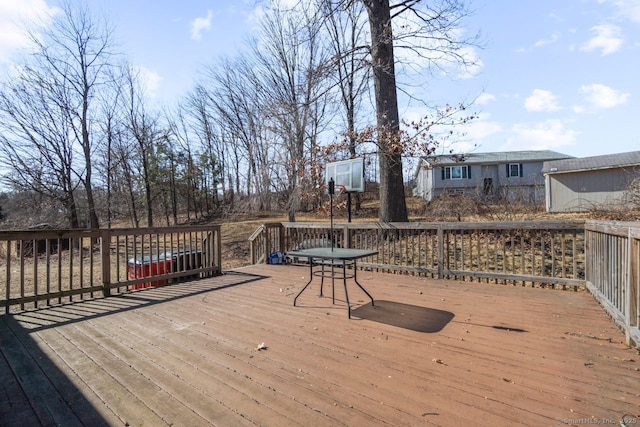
[546, 167, 639, 212]
[413, 150, 573, 204]
[423, 162, 547, 202]
[413, 167, 433, 200]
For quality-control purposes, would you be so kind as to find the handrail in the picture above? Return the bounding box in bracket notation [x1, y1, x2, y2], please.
[585, 220, 640, 347]
[0, 225, 222, 313]
[249, 219, 640, 347]
[249, 223, 283, 264]
[249, 218, 639, 347]
[252, 220, 585, 282]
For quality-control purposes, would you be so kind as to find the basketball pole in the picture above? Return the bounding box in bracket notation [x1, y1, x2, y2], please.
[328, 178, 335, 251]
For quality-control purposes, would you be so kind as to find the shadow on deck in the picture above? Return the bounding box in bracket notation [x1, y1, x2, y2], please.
[351, 301, 454, 333]
[1, 264, 638, 426]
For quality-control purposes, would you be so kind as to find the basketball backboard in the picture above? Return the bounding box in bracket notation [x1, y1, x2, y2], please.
[325, 158, 365, 193]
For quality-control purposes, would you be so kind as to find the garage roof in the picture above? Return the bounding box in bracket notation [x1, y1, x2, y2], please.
[542, 151, 640, 174]
[424, 150, 572, 167]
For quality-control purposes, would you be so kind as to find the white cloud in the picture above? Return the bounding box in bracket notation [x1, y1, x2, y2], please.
[502, 120, 578, 151]
[579, 83, 629, 109]
[466, 113, 502, 140]
[534, 32, 561, 48]
[580, 24, 623, 55]
[475, 93, 496, 106]
[0, 0, 58, 63]
[517, 32, 561, 53]
[432, 112, 502, 154]
[137, 66, 163, 98]
[248, 5, 266, 26]
[190, 10, 213, 41]
[524, 89, 561, 112]
[598, 0, 640, 23]
[456, 46, 484, 79]
[392, 14, 484, 80]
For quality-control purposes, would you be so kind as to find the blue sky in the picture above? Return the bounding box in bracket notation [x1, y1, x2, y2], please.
[1, 0, 638, 159]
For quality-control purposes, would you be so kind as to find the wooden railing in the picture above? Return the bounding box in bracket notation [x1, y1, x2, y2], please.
[3, 219, 638, 346]
[585, 221, 640, 347]
[249, 223, 284, 264]
[250, 219, 640, 347]
[251, 221, 586, 287]
[0, 225, 222, 313]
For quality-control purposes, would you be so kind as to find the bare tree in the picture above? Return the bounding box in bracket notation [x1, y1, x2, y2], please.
[0, 2, 118, 228]
[184, 85, 225, 208]
[318, 0, 479, 222]
[96, 64, 127, 228]
[362, 0, 408, 222]
[251, 2, 332, 220]
[321, 0, 371, 211]
[120, 63, 162, 227]
[34, 3, 116, 228]
[166, 103, 218, 221]
[0, 72, 82, 227]
[111, 136, 142, 227]
[203, 57, 269, 207]
[627, 177, 640, 208]
[323, 0, 370, 152]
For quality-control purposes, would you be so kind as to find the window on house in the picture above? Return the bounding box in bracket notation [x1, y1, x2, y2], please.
[507, 163, 523, 177]
[442, 165, 471, 180]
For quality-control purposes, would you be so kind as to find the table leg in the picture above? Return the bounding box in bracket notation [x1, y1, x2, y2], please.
[319, 260, 324, 297]
[331, 262, 335, 303]
[353, 260, 374, 306]
[293, 258, 315, 307]
[342, 259, 351, 318]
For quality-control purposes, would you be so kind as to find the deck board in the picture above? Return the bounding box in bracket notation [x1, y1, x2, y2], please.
[1, 264, 638, 426]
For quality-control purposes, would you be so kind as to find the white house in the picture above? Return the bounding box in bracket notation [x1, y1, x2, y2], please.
[413, 150, 573, 203]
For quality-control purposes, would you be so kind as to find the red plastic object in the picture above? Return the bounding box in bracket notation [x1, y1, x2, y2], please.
[128, 253, 173, 289]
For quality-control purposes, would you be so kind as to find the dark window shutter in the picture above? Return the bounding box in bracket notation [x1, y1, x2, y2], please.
[519, 163, 523, 177]
[506, 164, 509, 176]
[467, 166, 471, 179]
[441, 168, 445, 180]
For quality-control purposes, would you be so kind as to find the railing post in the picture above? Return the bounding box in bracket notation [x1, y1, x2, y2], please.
[5, 241, 11, 314]
[216, 226, 222, 273]
[633, 238, 640, 329]
[584, 226, 591, 286]
[622, 227, 636, 346]
[264, 225, 271, 263]
[344, 224, 351, 248]
[250, 238, 256, 265]
[437, 224, 444, 279]
[279, 224, 285, 253]
[249, 224, 269, 264]
[101, 230, 111, 297]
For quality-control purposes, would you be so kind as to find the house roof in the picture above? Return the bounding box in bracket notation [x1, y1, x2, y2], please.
[542, 150, 640, 174]
[422, 150, 573, 167]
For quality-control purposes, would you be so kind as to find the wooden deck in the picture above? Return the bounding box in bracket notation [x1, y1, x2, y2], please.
[1, 264, 638, 426]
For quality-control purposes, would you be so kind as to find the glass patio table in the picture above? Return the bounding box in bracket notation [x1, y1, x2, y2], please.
[287, 247, 377, 318]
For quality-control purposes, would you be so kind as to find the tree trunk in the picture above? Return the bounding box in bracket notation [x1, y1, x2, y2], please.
[363, 0, 408, 222]
[82, 117, 100, 229]
[64, 194, 80, 229]
[141, 153, 153, 227]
